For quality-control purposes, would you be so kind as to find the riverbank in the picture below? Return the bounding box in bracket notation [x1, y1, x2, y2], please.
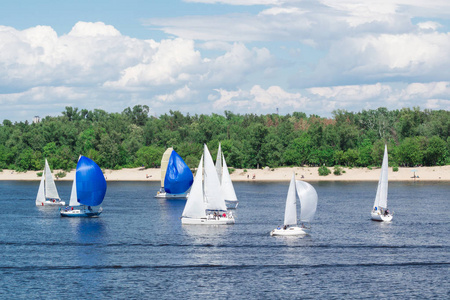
[1, 165, 448, 182]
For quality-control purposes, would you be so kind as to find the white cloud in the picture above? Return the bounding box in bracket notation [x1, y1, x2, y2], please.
[306, 31, 450, 87]
[0, 22, 157, 89]
[155, 85, 195, 103]
[212, 85, 309, 111]
[104, 38, 203, 88]
[425, 99, 450, 109]
[308, 83, 392, 101]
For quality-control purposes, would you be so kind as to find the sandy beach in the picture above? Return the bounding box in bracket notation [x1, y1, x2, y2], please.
[1, 165, 448, 182]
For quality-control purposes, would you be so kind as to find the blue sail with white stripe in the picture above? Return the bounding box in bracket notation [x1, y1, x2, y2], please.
[76, 156, 107, 206]
[164, 151, 193, 194]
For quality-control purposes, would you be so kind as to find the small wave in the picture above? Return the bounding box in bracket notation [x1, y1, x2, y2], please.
[0, 241, 448, 250]
[1, 261, 449, 272]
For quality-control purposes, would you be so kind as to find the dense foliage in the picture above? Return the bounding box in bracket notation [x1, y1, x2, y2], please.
[0, 106, 448, 172]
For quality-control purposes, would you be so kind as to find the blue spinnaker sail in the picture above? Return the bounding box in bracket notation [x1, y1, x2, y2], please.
[76, 156, 107, 206]
[164, 151, 193, 194]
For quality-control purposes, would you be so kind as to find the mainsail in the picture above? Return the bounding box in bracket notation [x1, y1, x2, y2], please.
[215, 143, 222, 182]
[373, 145, 389, 210]
[182, 156, 206, 219]
[221, 156, 238, 201]
[160, 148, 173, 189]
[203, 144, 227, 212]
[44, 159, 60, 200]
[283, 173, 297, 226]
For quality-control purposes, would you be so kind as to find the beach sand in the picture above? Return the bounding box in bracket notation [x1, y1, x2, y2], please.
[1, 165, 448, 182]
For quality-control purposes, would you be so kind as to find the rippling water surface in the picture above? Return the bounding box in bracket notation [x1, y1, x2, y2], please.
[0, 180, 449, 298]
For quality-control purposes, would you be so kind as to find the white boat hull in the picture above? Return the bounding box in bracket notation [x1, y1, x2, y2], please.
[155, 191, 189, 199]
[371, 211, 393, 222]
[60, 206, 102, 217]
[270, 226, 308, 236]
[181, 216, 235, 225]
[37, 199, 65, 206]
[225, 200, 238, 209]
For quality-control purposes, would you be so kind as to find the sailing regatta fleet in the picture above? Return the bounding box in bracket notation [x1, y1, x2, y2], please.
[35, 143, 393, 231]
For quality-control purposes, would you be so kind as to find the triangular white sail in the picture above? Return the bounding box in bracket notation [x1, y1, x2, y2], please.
[160, 147, 173, 188]
[221, 156, 238, 201]
[68, 171, 78, 206]
[296, 181, 318, 223]
[35, 174, 45, 205]
[44, 159, 60, 200]
[182, 156, 206, 218]
[203, 144, 227, 211]
[373, 145, 389, 210]
[215, 143, 222, 182]
[284, 173, 297, 226]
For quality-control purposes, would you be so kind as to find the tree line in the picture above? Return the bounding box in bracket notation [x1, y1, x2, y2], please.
[0, 106, 448, 172]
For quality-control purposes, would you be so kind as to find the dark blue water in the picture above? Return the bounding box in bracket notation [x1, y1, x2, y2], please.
[0, 180, 449, 299]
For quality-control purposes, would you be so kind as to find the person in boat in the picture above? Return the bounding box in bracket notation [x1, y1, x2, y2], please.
[384, 209, 389, 216]
[283, 225, 287, 230]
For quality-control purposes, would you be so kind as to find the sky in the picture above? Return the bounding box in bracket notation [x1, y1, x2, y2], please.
[1, 0, 449, 122]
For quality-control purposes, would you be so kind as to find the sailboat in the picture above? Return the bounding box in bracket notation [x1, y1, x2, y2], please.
[181, 144, 235, 225]
[215, 143, 239, 208]
[371, 145, 393, 221]
[270, 172, 318, 236]
[155, 148, 193, 199]
[60, 156, 107, 217]
[35, 159, 65, 206]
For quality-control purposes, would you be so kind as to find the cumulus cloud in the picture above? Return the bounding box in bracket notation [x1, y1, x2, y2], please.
[0, 22, 155, 89]
[212, 85, 309, 112]
[303, 31, 450, 87]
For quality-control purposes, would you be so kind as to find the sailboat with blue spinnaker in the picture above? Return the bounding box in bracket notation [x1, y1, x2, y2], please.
[60, 156, 107, 217]
[156, 148, 193, 199]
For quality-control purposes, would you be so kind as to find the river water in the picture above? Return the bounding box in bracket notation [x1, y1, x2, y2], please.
[0, 180, 448, 298]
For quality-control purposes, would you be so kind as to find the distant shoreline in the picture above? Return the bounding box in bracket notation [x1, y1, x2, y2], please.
[1, 165, 448, 182]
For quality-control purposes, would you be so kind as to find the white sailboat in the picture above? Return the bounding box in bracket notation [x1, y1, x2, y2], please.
[35, 159, 65, 206]
[215, 143, 239, 209]
[371, 145, 393, 221]
[181, 144, 235, 225]
[270, 172, 318, 236]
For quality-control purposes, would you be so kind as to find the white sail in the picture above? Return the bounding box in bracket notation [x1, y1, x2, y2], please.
[373, 145, 389, 210]
[221, 156, 238, 201]
[296, 180, 318, 223]
[284, 173, 297, 226]
[182, 156, 206, 218]
[44, 159, 60, 200]
[68, 171, 78, 206]
[35, 174, 45, 205]
[203, 144, 227, 211]
[160, 147, 173, 188]
[215, 143, 222, 182]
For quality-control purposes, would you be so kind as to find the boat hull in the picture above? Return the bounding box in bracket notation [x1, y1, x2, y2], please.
[60, 207, 102, 217]
[181, 216, 235, 225]
[37, 200, 66, 206]
[270, 226, 308, 236]
[155, 191, 189, 199]
[371, 211, 393, 222]
[225, 200, 238, 209]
